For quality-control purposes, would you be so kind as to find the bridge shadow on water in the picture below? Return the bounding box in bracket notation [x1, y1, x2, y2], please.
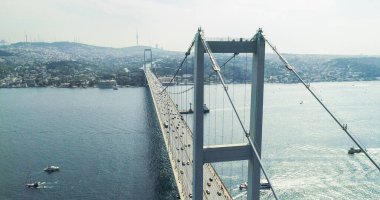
[145, 89, 179, 199]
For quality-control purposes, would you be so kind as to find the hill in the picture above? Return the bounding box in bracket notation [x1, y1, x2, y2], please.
[0, 41, 380, 88]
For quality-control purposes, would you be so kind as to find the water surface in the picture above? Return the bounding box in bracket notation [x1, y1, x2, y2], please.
[0, 88, 177, 200]
[1, 81, 380, 200]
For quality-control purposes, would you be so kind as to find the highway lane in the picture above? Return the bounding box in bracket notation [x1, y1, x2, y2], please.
[146, 69, 232, 200]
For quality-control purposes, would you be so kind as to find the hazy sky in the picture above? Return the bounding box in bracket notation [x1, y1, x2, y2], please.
[1, 0, 379, 55]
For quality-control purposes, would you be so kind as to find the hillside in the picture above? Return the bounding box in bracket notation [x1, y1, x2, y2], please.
[0, 41, 380, 88]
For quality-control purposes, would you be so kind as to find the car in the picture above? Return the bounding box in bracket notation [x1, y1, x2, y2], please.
[207, 182, 211, 187]
[206, 190, 210, 195]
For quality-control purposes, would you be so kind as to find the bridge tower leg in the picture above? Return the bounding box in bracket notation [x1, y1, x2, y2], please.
[144, 49, 153, 85]
[144, 48, 152, 70]
[143, 51, 146, 71]
[248, 29, 265, 200]
[192, 29, 265, 200]
[193, 29, 204, 200]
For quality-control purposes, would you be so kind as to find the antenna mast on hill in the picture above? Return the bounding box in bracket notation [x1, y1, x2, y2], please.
[136, 31, 139, 46]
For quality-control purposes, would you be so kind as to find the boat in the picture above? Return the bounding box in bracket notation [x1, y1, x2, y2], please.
[239, 182, 247, 190]
[25, 173, 40, 188]
[179, 103, 210, 114]
[203, 104, 210, 113]
[180, 103, 193, 114]
[113, 86, 118, 90]
[26, 182, 39, 188]
[44, 165, 60, 173]
[348, 147, 364, 154]
[180, 108, 193, 114]
[239, 182, 271, 190]
[260, 183, 271, 190]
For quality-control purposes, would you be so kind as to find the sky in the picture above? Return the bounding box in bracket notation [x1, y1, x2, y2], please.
[1, 0, 380, 55]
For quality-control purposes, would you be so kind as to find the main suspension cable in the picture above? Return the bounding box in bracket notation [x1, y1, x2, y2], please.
[263, 35, 380, 172]
[160, 37, 195, 94]
[199, 33, 279, 200]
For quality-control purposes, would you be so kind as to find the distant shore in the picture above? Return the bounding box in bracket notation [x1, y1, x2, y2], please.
[1, 80, 379, 89]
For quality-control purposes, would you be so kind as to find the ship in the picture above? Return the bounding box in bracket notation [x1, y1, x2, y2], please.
[180, 103, 210, 114]
[44, 165, 60, 173]
[348, 147, 365, 154]
[25, 173, 40, 188]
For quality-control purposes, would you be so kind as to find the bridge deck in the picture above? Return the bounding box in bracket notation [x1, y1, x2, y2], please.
[145, 69, 232, 200]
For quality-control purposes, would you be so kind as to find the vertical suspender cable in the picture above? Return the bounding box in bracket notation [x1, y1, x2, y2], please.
[208, 62, 212, 146]
[242, 53, 248, 186]
[214, 78, 218, 144]
[229, 55, 236, 189]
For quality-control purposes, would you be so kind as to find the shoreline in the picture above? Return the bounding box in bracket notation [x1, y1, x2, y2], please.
[1, 80, 379, 89]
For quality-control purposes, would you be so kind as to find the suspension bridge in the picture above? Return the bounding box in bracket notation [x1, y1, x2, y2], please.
[144, 28, 380, 200]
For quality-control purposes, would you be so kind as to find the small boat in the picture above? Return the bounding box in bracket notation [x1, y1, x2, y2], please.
[348, 147, 364, 154]
[179, 103, 209, 114]
[113, 86, 118, 90]
[239, 182, 247, 190]
[180, 108, 193, 114]
[25, 173, 40, 188]
[260, 183, 271, 190]
[203, 104, 210, 113]
[26, 182, 39, 188]
[239, 182, 271, 190]
[44, 165, 60, 172]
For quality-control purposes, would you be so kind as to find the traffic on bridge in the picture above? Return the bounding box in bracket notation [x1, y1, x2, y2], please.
[146, 68, 233, 200]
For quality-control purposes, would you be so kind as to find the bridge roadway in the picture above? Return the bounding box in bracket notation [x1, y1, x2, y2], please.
[145, 68, 233, 200]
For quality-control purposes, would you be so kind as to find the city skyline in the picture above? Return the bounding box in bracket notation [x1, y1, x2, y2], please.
[1, 0, 380, 55]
